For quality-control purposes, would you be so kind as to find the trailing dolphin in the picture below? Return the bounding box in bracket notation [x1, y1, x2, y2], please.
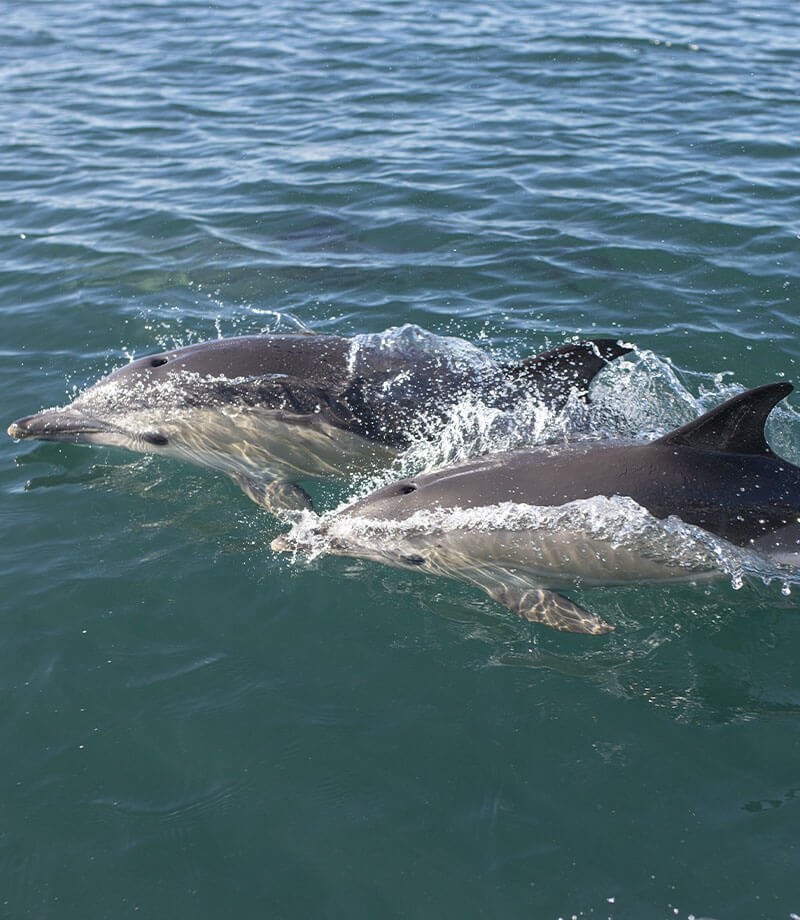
[272, 382, 800, 633]
[7, 327, 630, 516]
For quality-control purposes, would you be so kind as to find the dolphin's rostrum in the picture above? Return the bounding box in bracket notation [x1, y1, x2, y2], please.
[273, 383, 800, 633]
[8, 328, 630, 515]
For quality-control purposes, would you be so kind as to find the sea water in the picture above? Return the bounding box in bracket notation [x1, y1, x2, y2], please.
[2, 2, 799, 918]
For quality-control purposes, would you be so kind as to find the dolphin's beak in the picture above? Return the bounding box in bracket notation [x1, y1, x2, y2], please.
[271, 520, 331, 554]
[8, 408, 113, 442]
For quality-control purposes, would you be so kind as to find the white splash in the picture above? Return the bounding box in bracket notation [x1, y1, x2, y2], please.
[276, 494, 800, 593]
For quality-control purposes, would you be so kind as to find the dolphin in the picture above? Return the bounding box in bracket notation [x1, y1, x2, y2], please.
[7, 330, 630, 515]
[272, 382, 800, 633]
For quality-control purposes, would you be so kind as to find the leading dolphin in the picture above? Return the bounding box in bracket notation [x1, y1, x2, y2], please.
[273, 382, 800, 633]
[7, 329, 630, 515]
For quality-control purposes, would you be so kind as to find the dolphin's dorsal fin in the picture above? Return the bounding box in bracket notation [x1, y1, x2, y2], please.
[503, 339, 631, 403]
[655, 382, 793, 457]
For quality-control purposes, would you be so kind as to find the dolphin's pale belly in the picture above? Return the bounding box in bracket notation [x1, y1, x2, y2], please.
[416, 528, 717, 588]
[317, 502, 723, 591]
[90, 407, 397, 481]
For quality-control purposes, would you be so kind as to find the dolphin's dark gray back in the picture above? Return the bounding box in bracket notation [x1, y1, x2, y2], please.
[358, 383, 800, 547]
[64, 333, 630, 448]
[106, 334, 354, 392]
[347, 337, 631, 446]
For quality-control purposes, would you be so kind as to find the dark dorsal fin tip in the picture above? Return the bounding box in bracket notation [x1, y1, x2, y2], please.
[656, 382, 793, 457]
[587, 338, 634, 362]
[503, 338, 632, 393]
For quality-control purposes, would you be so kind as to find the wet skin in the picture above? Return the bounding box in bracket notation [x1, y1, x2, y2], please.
[8, 333, 630, 515]
[274, 383, 800, 633]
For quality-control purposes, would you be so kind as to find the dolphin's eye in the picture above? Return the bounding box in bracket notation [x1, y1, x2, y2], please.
[401, 554, 425, 566]
[400, 483, 417, 494]
[150, 357, 168, 367]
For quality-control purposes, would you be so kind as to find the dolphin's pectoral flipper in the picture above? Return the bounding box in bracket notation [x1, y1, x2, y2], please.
[478, 576, 615, 635]
[230, 472, 313, 514]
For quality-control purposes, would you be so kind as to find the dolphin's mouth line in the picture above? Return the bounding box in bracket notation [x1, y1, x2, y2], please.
[8, 423, 111, 441]
[8, 412, 125, 443]
[8, 416, 171, 454]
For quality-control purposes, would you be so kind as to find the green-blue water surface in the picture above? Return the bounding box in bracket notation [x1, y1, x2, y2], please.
[2, 2, 799, 918]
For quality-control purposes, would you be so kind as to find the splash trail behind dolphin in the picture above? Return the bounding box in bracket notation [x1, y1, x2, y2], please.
[273, 383, 800, 633]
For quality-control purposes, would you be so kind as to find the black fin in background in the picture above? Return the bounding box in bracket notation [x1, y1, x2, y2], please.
[502, 338, 632, 406]
[656, 382, 793, 457]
